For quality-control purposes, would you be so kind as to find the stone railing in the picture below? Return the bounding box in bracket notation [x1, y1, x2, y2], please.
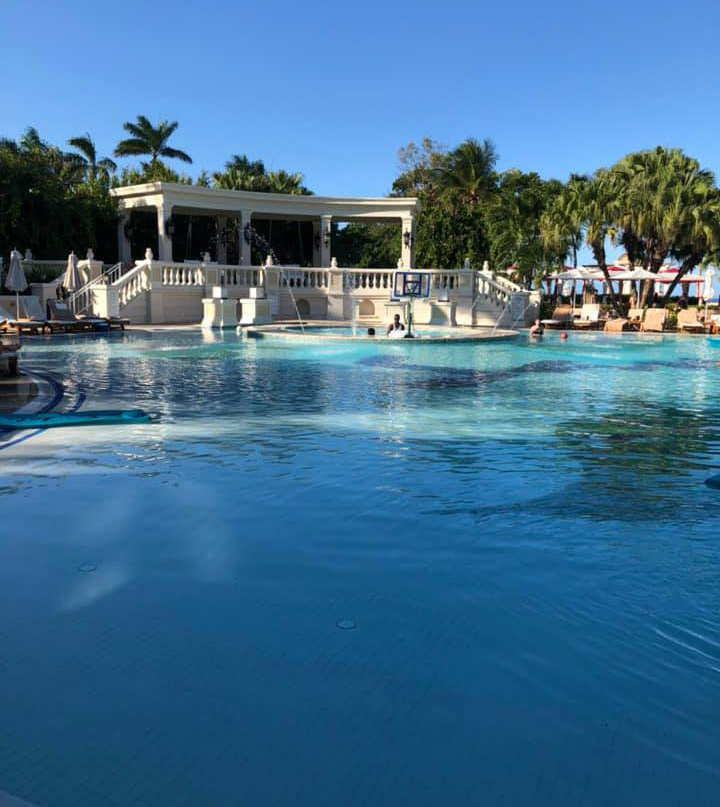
[477, 268, 524, 295]
[160, 264, 205, 286]
[280, 269, 330, 289]
[343, 269, 393, 291]
[116, 261, 152, 307]
[475, 272, 513, 308]
[220, 266, 264, 287]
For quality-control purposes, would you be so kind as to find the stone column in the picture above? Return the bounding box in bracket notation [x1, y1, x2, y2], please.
[156, 205, 173, 261]
[401, 215, 416, 269]
[239, 209, 253, 265]
[216, 216, 228, 264]
[117, 212, 131, 265]
[319, 215, 332, 268]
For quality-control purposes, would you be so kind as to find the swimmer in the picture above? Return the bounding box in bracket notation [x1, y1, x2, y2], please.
[529, 319, 544, 337]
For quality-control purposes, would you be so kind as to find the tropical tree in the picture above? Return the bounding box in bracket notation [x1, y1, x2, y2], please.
[539, 173, 586, 269]
[0, 128, 118, 263]
[392, 137, 449, 196]
[608, 148, 720, 302]
[436, 138, 499, 204]
[114, 116, 192, 166]
[542, 171, 624, 312]
[67, 133, 116, 182]
[265, 169, 311, 195]
[484, 170, 565, 286]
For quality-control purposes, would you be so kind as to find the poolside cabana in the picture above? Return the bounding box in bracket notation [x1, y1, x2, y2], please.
[110, 183, 420, 269]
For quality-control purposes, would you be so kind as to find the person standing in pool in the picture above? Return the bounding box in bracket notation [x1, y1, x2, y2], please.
[529, 319, 544, 337]
[387, 314, 405, 336]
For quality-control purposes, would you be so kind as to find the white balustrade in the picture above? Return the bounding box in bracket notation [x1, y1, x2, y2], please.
[160, 264, 204, 286]
[281, 269, 329, 289]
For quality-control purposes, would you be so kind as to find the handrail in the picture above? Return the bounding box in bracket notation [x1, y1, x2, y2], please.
[476, 268, 523, 294]
[68, 261, 126, 314]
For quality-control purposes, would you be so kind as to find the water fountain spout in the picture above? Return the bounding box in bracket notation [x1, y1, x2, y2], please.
[244, 224, 305, 333]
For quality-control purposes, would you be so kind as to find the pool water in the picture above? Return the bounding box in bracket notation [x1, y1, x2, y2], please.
[2, 330, 720, 806]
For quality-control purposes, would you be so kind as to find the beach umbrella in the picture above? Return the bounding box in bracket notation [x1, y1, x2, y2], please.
[703, 267, 715, 300]
[6, 249, 28, 318]
[62, 251, 81, 294]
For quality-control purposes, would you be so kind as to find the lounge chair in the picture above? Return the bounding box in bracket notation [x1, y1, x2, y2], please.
[626, 307, 644, 329]
[541, 305, 573, 329]
[640, 308, 666, 332]
[0, 303, 47, 335]
[46, 299, 108, 331]
[78, 313, 130, 330]
[572, 304, 601, 329]
[677, 309, 705, 334]
[21, 296, 75, 333]
[604, 318, 629, 333]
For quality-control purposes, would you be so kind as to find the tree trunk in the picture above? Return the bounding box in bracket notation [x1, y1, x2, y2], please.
[661, 255, 701, 302]
[592, 240, 623, 314]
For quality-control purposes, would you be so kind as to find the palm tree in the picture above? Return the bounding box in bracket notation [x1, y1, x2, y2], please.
[540, 174, 587, 269]
[265, 169, 311, 195]
[437, 138, 498, 203]
[114, 116, 192, 166]
[610, 147, 718, 303]
[67, 133, 117, 181]
[542, 172, 624, 313]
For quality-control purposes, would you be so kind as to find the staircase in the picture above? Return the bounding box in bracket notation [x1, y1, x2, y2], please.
[68, 262, 127, 315]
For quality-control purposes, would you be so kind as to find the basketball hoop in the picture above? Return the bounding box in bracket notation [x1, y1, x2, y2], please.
[392, 271, 431, 337]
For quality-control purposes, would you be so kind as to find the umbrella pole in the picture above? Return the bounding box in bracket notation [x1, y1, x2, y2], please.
[16, 291, 19, 319]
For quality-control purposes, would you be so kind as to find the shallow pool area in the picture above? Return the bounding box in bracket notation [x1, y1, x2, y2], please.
[3, 329, 720, 806]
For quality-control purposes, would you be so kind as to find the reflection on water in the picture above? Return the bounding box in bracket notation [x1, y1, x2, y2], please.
[1, 330, 720, 806]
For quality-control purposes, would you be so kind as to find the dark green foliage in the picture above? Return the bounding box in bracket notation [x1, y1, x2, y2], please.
[333, 223, 400, 268]
[0, 128, 118, 261]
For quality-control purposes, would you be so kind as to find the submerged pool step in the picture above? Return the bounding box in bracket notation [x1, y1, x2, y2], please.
[0, 409, 153, 431]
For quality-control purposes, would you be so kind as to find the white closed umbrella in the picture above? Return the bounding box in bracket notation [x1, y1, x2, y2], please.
[62, 251, 81, 294]
[703, 267, 715, 318]
[703, 267, 715, 300]
[6, 249, 28, 318]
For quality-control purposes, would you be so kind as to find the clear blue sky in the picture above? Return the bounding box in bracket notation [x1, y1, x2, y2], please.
[0, 0, 717, 203]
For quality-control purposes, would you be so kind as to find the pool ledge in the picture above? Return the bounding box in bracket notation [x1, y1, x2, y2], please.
[245, 323, 519, 343]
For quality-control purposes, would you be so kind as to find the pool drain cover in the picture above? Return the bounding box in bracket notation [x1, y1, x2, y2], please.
[336, 620, 356, 630]
[77, 563, 98, 573]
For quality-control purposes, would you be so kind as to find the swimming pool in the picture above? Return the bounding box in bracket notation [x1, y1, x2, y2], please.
[2, 329, 720, 806]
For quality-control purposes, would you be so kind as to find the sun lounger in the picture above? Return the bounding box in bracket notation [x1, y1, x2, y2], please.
[541, 305, 573, 329]
[572, 304, 601, 329]
[604, 318, 629, 333]
[47, 300, 108, 331]
[677, 309, 705, 334]
[640, 308, 666, 332]
[77, 313, 130, 330]
[22, 296, 81, 333]
[0, 303, 47, 335]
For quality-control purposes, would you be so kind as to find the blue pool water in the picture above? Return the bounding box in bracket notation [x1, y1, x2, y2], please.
[2, 329, 720, 806]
